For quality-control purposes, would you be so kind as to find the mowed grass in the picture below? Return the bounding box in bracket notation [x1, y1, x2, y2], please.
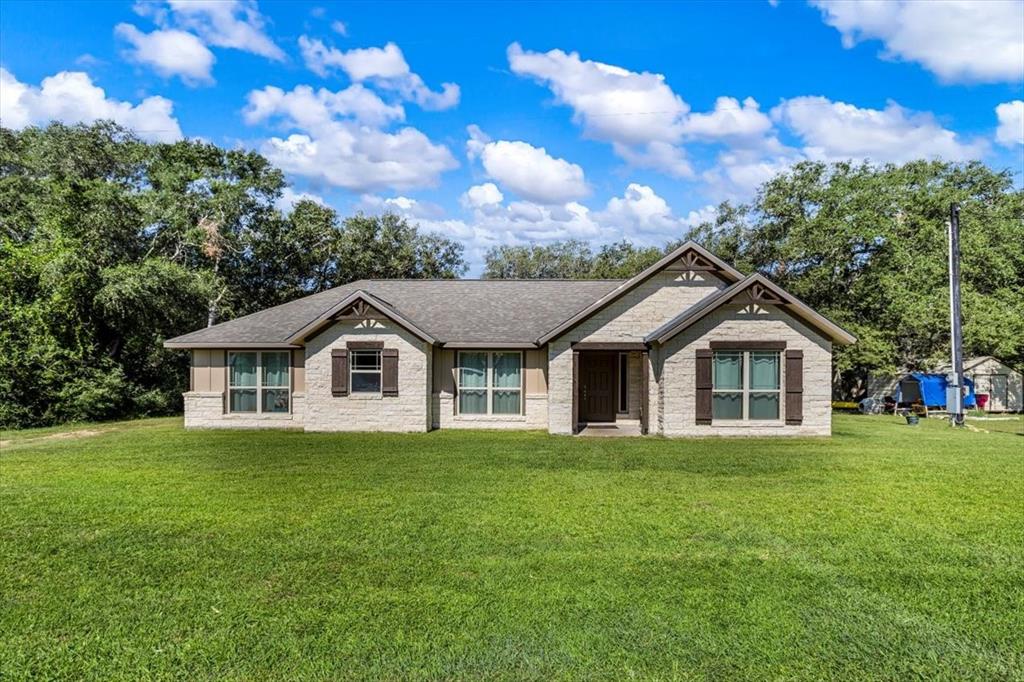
[1, 415, 1022, 680]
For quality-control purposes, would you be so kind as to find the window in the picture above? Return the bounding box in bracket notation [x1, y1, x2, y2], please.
[458, 351, 522, 415]
[712, 350, 780, 421]
[618, 353, 629, 413]
[350, 349, 382, 393]
[228, 351, 290, 414]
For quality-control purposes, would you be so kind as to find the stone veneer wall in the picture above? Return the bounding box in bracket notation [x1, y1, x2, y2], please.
[659, 304, 833, 436]
[304, 318, 431, 432]
[547, 270, 726, 434]
[183, 392, 305, 429]
[434, 394, 549, 430]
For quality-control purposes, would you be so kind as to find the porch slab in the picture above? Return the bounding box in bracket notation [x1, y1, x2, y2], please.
[577, 422, 643, 437]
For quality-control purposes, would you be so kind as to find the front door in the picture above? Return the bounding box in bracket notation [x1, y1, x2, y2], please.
[580, 352, 616, 422]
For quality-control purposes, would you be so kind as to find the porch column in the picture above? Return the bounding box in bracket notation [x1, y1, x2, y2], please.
[571, 349, 579, 434]
[641, 350, 650, 435]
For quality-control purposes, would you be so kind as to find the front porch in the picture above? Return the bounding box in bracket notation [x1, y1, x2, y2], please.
[571, 343, 650, 435]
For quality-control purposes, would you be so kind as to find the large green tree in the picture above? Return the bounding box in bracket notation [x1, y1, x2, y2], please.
[685, 160, 1024, 392]
[1, 122, 466, 427]
[483, 240, 666, 279]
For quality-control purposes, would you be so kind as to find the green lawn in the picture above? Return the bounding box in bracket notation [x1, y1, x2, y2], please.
[2, 414, 1022, 680]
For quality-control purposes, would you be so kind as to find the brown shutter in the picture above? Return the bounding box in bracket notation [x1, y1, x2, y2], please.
[382, 348, 399, 396]
[571, 350, 580, 434]
[331, 348, 348, 396]
[785, 349, 803, 425]
[695, 349, 713, 425]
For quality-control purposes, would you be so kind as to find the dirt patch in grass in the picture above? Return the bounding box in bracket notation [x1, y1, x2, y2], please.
[1, 428, 105, 450]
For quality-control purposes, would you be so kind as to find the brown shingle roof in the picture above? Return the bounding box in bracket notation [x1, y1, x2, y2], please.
[164, 279, 623, 347]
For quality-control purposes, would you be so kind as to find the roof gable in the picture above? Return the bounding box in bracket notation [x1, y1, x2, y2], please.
[645, 273, 857, 346]
[535, 241, 744, 345]
[286, 290, 438, 345]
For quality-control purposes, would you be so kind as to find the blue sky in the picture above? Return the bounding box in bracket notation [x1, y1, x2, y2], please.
[2, 0, 1022, 273]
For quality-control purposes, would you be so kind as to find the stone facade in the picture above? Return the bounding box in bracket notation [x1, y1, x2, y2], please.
[183, 391, 305, 429]
[304, 319, 431, 432]
[180, 269, 840, 437]
[659, 304, 833, 436]
[547, 270, 726, 434]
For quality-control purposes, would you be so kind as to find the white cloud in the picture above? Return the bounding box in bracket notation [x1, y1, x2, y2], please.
[461, 182, 504, 210]
[275, 187, 326, 213]
[995, 100, 1024, 147]
[115, 24, 215, 86]
[164, 0, 285, 61]
[298, 37, 459, 110]
[596, 183, 679, 233]
[330, 20, 348, 36]
[0, 67, 182, 142]
[811, 0, 1024, 83]
[680, 96, 773, 143]
[681, 204, 718, 229]
[467, 128, 588, 204]
[245, 83, 404, 128]
[508, 42, 691, 175]
[244, 83, 457, 192]
[358, 194, 445, 219]
[772, 96, 987, 163]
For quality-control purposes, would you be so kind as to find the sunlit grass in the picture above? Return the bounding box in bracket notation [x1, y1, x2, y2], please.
[2, 414, 1021, 680]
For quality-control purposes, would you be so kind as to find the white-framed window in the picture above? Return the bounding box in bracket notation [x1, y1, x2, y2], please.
[618, 352, 629, 413]
[712, 350, 781, 421]
[228, 351, 290, 414]
[350, 349, 382, 394]
[457, 351, 522, 415]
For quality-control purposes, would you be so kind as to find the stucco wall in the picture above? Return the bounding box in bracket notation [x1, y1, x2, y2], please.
[659, 304, 833, 436]
[547, 270, 725, 434]
[304, 319, 431, 432]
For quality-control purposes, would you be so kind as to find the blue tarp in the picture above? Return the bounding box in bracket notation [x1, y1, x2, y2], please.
[895, 372, 976, 408]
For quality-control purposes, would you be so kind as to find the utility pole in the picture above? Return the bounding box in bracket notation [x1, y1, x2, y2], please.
[947, 203, 965, 426]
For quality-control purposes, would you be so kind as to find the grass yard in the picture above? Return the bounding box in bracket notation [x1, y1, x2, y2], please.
[2, 414, 1022, 680]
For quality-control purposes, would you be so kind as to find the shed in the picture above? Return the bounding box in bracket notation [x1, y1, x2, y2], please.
[938, 357, 1023, 412]
[894, 372, 976, 410]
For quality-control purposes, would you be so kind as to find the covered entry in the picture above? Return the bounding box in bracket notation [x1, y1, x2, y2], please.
[572, 343, 649, 434]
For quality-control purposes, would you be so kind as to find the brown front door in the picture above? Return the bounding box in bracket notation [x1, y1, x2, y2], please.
[580, 352, 616, 422]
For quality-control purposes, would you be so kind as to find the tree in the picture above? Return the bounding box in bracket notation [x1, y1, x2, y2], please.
[0, 122, 467, 427]
[684, 160, 1024, 394]
[482, 239, 664, 279]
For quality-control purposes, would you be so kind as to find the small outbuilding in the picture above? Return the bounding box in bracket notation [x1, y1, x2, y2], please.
[939, 357, 1023, 413]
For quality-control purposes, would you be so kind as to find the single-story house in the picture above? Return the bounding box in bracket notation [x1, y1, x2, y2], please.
[164, 242, 856, 436]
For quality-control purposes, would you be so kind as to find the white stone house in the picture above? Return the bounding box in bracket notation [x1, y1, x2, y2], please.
[166, 242, 856, 435]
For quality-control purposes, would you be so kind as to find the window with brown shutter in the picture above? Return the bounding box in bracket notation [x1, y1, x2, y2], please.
[331, 348, 348, 396]
[785, 349, 803, 425]
[382, 348, 399, 396]
[695, 349, 713, 424]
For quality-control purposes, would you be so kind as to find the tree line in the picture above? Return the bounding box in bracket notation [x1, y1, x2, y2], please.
[1, 122, 465, 427]
[2, 122, 1021, 427]
[482, 160, 1024, 396]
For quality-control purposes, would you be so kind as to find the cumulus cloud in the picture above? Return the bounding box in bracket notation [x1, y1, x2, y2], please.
[115, 23, 215, 86]
[0, 67, 182, 142]
[508, 42, 692, 175]
[163, 0, 285, 61]
[811, 0, 1024, 83]
[596, 183, 679, 233]
[244, 83, 457, 192]
[298, 37, 460, 110]
[466, 127, 588, 204]
[772, 96, 987, 163]
[461, 182, 504, 210]
[680, 96, 773, 143]
[995, 100, 1024, 147]
[245, 83, 404, 128]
